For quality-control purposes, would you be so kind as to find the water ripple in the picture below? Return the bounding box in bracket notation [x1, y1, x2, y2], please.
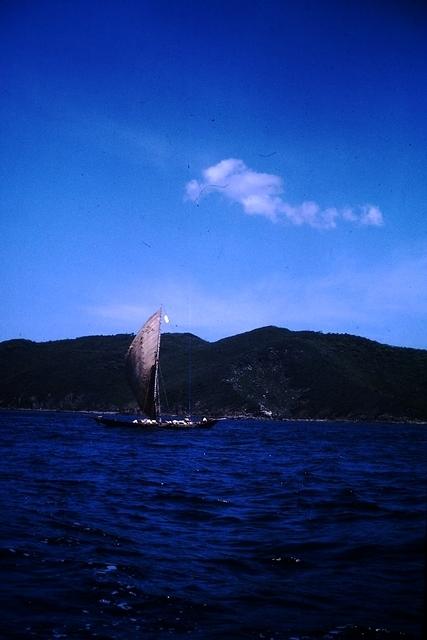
[0, 410, 425, 639]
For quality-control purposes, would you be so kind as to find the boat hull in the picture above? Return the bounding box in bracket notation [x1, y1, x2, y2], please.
[94, 416, 219, 429]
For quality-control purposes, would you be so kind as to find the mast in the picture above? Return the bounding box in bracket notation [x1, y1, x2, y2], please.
[154, 307, 162, 421]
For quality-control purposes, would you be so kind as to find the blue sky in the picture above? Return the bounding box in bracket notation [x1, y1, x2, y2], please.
[1, 0, 426, 348]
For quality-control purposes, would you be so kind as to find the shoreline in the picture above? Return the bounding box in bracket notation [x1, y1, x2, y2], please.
[1, 407, 426, 425]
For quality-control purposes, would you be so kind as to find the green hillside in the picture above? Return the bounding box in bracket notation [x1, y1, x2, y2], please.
[1, 327, 426, 421]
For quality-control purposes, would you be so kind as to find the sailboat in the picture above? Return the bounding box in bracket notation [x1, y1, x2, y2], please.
[95, 308, 219, 429]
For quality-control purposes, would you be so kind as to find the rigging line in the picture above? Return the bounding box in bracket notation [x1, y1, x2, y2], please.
[158, 362, 170, 413]
[188, 332, 192, 418]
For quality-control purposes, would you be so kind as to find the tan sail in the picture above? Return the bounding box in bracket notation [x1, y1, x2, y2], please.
[125, 308, 161, 419]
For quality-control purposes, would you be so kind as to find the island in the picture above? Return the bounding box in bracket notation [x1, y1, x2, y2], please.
[1, 326, 426, 422]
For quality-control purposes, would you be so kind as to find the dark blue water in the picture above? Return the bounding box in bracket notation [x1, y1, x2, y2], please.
[0, 411, 425, 639]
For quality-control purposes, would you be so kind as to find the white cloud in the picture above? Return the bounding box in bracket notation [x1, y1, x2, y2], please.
[185, 158, 384, 229]
[360, 205, 384, 226]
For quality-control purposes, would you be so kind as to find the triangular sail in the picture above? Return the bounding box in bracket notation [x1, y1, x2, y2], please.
[125, 308, 161, 419]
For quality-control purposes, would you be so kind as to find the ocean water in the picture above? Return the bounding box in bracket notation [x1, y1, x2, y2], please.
[0, 411, 425, 639]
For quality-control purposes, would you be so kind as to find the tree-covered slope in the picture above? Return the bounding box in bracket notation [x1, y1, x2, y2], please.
[1, 327, 426, 420]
